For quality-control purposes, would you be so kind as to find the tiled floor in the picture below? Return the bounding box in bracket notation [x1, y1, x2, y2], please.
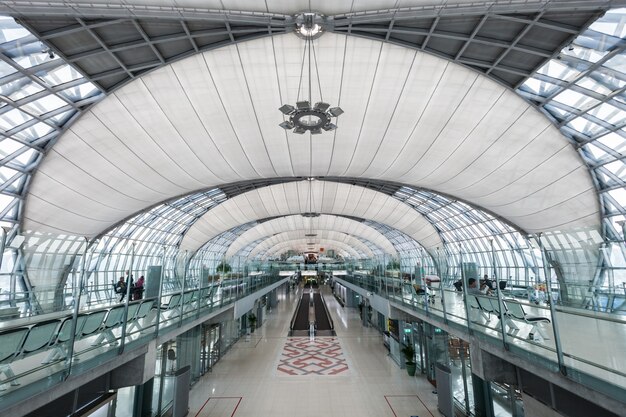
[277, 337, 349, 376]
[188, 286, 439, 417]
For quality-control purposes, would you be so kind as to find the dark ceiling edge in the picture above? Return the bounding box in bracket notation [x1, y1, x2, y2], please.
[3, 0, 625, 21]
[88, 176, 532, 256]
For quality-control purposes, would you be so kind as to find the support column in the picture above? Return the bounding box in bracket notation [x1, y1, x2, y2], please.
[471, 373, 494, 417]
[146, 266, 162, 298]
[256, 304, 263, 329]
[135, 378, 154, 417]
[268, 289, 278, 309]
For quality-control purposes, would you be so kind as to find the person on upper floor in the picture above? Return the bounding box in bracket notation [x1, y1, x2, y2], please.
[114, 276, 127, 302]
[468, 278, 492, 296]
[133, 275, 145, 300]
[483, 274, 496, 291]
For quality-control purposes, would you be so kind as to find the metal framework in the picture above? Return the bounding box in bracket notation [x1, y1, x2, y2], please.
[1, 4, 626, 305]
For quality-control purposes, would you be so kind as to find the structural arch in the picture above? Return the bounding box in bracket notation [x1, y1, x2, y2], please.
[246, 230, 377, 259]
[21, 32, 598, 240]
[224, 214, 397, 258]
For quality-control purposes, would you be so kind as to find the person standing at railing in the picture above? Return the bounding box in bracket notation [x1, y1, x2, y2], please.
[114, 276, 127, 302]
[133, 276, 145, 300]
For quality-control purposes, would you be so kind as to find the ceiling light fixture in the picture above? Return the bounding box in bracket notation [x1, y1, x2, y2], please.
[279, 13, 343, 134]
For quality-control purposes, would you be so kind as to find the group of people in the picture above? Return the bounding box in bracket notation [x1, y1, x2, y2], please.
[113, 272, 145, 302]
[454, 274, 497, 296]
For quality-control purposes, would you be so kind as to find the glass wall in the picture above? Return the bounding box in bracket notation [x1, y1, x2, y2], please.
[333, 263, 626, 406]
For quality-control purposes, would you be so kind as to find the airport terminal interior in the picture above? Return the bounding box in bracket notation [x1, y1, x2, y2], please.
[1, 1, 626, 416]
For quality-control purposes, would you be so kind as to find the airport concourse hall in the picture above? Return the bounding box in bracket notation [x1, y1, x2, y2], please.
[3, 1, 626, 417]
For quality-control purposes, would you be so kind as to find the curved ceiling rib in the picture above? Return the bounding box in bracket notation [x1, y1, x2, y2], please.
[246, 230, 376, 259]
[255, 244, 356, 260]
[224, 214, 397, 258]
[234, 231, 381, 260]
[251, 239, 366, 260]
[21, 32, 599, 239]
[181, 180, 442, 253]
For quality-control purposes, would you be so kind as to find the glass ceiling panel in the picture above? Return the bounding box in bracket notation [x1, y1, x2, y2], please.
[562, 43, 608, 64]
[0, 16, 29, 42]
[519, 8, 626, 247]
[605, 54, 626, 73]
[4, 80, 43, 100]
[0, 59, 15, 77]
[13, 122, 54, 141]
[0, 15, 104, 231]
[587, 102, 624, 126]
[589, 9, 626, 39]
[553, 89, 600, 111]
[10, 43, 60, 69]
[21, 94, 67, 116]
[536, 59, 581, 82]
[96, 187, 227, 259]
[597, 131, 626, 153]
[567, 116, 607, 137]
[575, 76, 612, 95]
[522, 77, 560, 96]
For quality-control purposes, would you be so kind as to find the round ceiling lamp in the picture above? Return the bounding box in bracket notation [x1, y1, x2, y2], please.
[279, 13, 343, 135]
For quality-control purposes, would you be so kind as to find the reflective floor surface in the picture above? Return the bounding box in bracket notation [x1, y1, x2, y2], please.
[188, 286, 439, 417]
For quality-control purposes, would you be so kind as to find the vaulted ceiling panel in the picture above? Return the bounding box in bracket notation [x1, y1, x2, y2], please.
[22, 32, 600, 239]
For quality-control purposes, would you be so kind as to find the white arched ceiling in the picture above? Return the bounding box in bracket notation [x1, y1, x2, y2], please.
[23, 32, 599, 238]
[234, 230, 381, 259]
[181, 181, 442, 252]
[247, 230, 375, 259]
[249, 239, 368, 259]
[224, 214, 397, 258]
[254, 241, 354, 262]
[256, 241, 357, 260]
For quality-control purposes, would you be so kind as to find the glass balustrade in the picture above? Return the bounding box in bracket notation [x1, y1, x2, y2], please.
[333, 265, 626, 404]
[0, 264, 286, 410]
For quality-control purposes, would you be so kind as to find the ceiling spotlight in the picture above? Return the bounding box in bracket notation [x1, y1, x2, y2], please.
[279, 104, 295, 115]
[329, 107, 344, 117]
[314, 102, 330, 112]
[279, 120, 294, 130]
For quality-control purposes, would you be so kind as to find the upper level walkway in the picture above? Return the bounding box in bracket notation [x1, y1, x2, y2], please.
[333, 273, 626, 416]
[0, 273, 289, 416]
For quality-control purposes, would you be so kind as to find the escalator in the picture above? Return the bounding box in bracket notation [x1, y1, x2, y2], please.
[313, 293, 334, 335]
[289, 291, 334, 336]
[290, 293, 310, 335]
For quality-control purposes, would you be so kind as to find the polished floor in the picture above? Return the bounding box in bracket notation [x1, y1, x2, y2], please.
[188, 286, 439, 417]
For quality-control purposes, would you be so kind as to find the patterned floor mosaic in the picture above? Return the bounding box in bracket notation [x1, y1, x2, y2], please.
[277, 337, 349, 376]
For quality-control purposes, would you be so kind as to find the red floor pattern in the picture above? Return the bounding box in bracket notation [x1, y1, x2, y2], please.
[277, 337, 349, 376]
